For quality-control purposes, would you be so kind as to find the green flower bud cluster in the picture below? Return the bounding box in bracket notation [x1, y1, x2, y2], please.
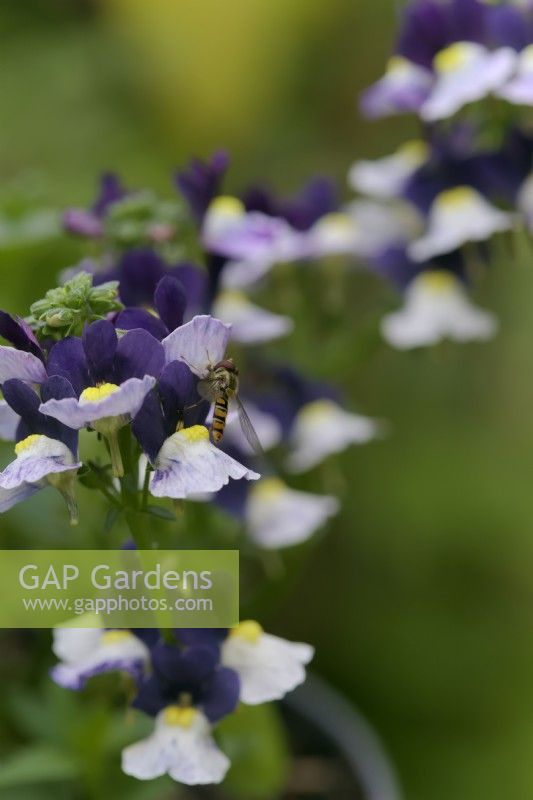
[27, 271, 123, 339]
[104, 190, 186, 248]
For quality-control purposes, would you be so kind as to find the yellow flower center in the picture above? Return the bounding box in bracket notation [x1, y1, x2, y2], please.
[15, 434, 44, 455]
[251, 476, 286, 501]
[298, 399, 335, 423]
[231, 620, 263, 643]
[209, 195, 245, 218]
[219, 290, 249, 307]
[80, 383, 120, 403]
[434, 42, 471, 73]
[100, 630, 135, 646]
[398, 140, 429, 165]
[177, 425, 210, 443]
[418, 270, 458, 293]
[436, 186, 476, 209]
[522, 44, 533, 69]
[163, 705, 197, 728]
[386, 55, 411, 75]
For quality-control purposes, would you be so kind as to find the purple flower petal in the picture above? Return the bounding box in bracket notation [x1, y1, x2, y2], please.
[0, 346, 47, 384]
[115, 308, 169, 341]
[92, 172, 126, 216]
[62, 210, 104, 238]
[47, 337, 90, 396]
[159, 360, 206, 430]
[176, 150, 229, 222]
[132, 390, 167, 463]
[0, 312, 42, 359]
[3, 378, 77, 454]
[115, 329, 165, 382]
[170, 264, 208, 314]
[154, 276, 186, 333]
[203, 667, 240, 723]
[39, 376, 156, 429]
[83, 320, 117, 384]
[51, 657, 144, 691]
[117, 248, 167, 307]
[162, 315, 231, 376]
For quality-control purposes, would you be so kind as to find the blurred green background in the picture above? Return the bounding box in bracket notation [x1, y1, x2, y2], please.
[1, 1, 533, 799]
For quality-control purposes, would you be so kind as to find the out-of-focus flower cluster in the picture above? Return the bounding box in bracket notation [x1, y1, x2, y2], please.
[345, 0, 533, 349]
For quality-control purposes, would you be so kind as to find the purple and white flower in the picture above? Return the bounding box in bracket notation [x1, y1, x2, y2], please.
[408, 186, 514, 262]
[245, 477, 339, 549]
[286, 399, 383, 473]
[381, 269, 498, 349]
[221, 620, 314, 705]
[51, 626, 150, 690]
[348, 140, 429, 200]
[498, 44, 533, 105]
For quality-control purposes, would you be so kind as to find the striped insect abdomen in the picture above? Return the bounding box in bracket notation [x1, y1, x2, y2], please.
[212, 392, 229, 443]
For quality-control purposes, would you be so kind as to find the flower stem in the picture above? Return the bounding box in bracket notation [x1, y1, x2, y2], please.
[106, 432, 124, 478]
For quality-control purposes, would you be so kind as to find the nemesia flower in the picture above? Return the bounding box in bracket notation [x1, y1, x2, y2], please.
[420, 42, 516, 122]
[245, 477, 339, 549]
[286, 399, 382, 473]
[123, 641, 239, 785]
[149, 425, 259, 500]
[63, 173, 126, 238]
[360, 56, 433, 118]
[203, 197, 308, 289]
[212, 290, 293, 344]
[51, 627, 150, 690]
[0, 378, 81, 520]
[220, 620, 314, 705]
[345, 199, 423, 260]
[305, 212, 362, 258]
[498, 44, 533, 104]
[39, 320, 164, 476]
[380, 269, 498, 349]
[243, 176, 338, 232]
[349, 141, 430, 200]
[408, 186, 514, 262]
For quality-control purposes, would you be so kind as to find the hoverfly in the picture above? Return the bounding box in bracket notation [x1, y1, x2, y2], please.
[196, 358, 263, 455]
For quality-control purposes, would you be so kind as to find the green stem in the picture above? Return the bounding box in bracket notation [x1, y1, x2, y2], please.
[106, 432, 124, 478]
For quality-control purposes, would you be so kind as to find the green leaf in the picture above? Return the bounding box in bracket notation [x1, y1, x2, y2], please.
[104, 506, 122, 532]
[145, 505, 177, 521]
[0, 745, 80, 788]
[217, 703, 290, 798]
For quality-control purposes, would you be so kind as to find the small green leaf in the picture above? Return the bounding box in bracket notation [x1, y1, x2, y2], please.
[145, 505, 177, 522]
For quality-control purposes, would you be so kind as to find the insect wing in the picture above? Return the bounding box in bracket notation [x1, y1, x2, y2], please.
[235, 395, 265, 457]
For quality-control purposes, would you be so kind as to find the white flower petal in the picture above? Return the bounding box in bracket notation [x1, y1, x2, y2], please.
[306, 213, 361, 257]
[348, 141, 429, 199]
[222, 626, 313, 704]
[421, 43, 517, 122]
[0, 482, 40, 512]
[0, 345, 47, 384]
[381, 270, 498, 350]
[0, 435, 79, 489]
[220, 258, 274, 289]
[286, 399, 383, 473]
[0, 400, 20, 441]
[122, 709, 230, 785]
[345, 199, 423, 258]
[162, 315, 232, 377]
[212, 291, 293, 344]
[362, 56, 433, 118]
[498, 45, 533, 105]
[246, 478, 339, 549]
[150, 427, 259, 499]
[408, 187, 513, 262]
